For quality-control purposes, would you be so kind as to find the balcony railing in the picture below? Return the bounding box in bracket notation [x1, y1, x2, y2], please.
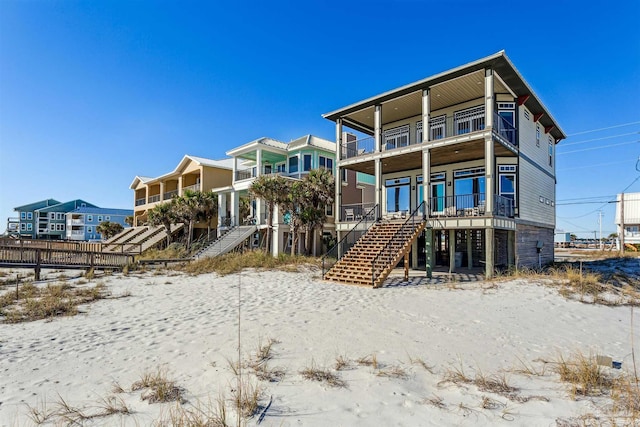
[235, 170, 253, 181]
[340, 106, 519, 159]
[219, 216, 235, 227]
[148, 194, 161, 203]
[183, 184, 200, 192]
[135, 198, 146, 206]
[427, 193, 514, 218]
[164, 190, 178, 200]
[340, 202, 377, 222]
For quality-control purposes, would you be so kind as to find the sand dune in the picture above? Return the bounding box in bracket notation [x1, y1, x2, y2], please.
[0, 266, 636, 426]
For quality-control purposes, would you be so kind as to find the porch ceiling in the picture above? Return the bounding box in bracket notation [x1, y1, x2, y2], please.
[343, 71, 510, 134]
[343, 140, 515, 175]
[239, 150, 287, 164]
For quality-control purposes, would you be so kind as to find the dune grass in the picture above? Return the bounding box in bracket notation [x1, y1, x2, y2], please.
[0, 281, 110, 323]
[179, 250, 321, 276]
[132, 368, 185, 404]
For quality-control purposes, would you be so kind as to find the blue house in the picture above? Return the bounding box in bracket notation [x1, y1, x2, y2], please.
[66, 207, 133, 241]
[13, 199, 61, 238]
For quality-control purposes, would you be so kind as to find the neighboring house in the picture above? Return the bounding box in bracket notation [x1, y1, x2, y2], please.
[34, 200, 98, 240]
[66, 207, 134, 241]
[13, 199, 61, 238]
[221, 135, 373, 256]
[615, 192, 640, 247]
[130, 154, 234, 234]
[322, 51, 565, 277]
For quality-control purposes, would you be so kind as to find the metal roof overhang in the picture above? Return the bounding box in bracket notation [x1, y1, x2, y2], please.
[323, 51, 565, 142]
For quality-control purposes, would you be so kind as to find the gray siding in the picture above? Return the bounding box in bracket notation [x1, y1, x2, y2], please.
[515, 224, 554, 267]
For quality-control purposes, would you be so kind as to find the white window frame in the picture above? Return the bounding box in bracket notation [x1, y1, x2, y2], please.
[87, 215, 93, 222]
[303, 154, 312, 172]
[87, 226, 92, 233]
[318, 156, 333, 174]
[57, 224, 65, 231]
[498, 165, 517, 202]
[49, 212, 55, 220]
[98, 215, 103, 222]
[21, 223, 26, 231]
[20, 212, 26, 220]
[105, 216, 110, 221]
[56, 212, 64, 220]
[27, 223, 32, 231]
[497, 102, 515, 126]
[384, 125, 410, 150]
[325, 203, 333, 217]
[276, 162, 286, 173]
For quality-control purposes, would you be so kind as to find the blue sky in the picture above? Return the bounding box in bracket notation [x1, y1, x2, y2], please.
[1, 0, 639, 238]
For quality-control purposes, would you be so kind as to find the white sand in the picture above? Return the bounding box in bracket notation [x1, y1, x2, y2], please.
[0, 267, 636, 426]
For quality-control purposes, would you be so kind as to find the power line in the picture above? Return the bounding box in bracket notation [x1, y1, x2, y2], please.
[557, 139, 639, 155]
[560, 131, 640, 147]
[567, 120, 640, 137]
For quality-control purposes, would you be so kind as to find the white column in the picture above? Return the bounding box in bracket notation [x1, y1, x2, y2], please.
[230, 191, 239, 227]
[335, 120, 342, 222]
[485, 68, 494, 128]
[422, 88, 430, 142]
[374, 158, 382, 217]
[177, 177, 183, 197]
[374, 104, 382, 152]
[232, 157, 238, 183]
[256, 149, 262, 178]
[485, 136, 494, 214]
[422, 149, 430, 214]
[217, 193, 226, 232]
[159, 182, 165, 201]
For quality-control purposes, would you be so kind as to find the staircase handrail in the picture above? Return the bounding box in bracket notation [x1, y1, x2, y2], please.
[371, 201, 425, 286]
[193, 225, 238, 259]
[321, 204, 379, 278]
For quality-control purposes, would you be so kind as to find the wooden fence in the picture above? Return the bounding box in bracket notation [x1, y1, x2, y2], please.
[0, 237, 141, 254]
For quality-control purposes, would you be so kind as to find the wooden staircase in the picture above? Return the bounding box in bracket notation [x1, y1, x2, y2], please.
[324, 218, 427, 288]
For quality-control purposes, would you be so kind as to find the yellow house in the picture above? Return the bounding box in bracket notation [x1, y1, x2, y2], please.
[129, 155, 233, 234]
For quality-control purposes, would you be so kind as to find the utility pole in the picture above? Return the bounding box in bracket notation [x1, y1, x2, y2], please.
[620, 193, 625, 254]
[598, 210, 604, 251]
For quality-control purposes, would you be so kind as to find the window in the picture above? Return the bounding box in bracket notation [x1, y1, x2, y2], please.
[319, 156, 333, 174]
[98, 215, 103, 222]
[536, 125, 541, 147]
[548, 137, 554, 166]
[87, 215, 93, 222]
[56, 224, 65, 231]
[105, 216, 110, 221]
[499, 165, 516, 204]
[455, 106, 485, 135]
[497, 102, 515, 126]
[288, 156, 298, 173]
[384, 125, 409, 150]
[263, 164, 272, 174]
[27, 212, 33, 220]
[49, 212, 55, 219]
[276, 163, 286, 173]
[87, 227, 92, 233]
[57, 213, 64, 220]
[21, 223, 26, 231]
[326, 203, 333, 216]
[385, 177, 411, 213]
[20, 212, 26, 220]
[341, 169, 348, 183]
[454, 168, 485, 209]
[27, 223, 32, 231]
[303, 154, 312, 172]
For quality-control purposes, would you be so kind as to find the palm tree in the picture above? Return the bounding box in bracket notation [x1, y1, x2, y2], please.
[249, 175, 288, 253]
[278, 179, 306, 256]
[96, 221, 124, 240]
[125, 215, 134, 227]
[148, 201, 177, 247]
[173, 189, 202, 251]
[299, 169, 334, 255]
[197, 191, 218, 241]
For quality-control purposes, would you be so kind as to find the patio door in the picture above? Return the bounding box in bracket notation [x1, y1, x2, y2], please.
[430, 182, 445, 214]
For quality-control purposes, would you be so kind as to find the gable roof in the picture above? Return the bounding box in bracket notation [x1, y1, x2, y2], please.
[37, 200, 98, 213]
[323, 50, 565, 142]
[130, 155, 233, 189]
[225, 137, 289, 157]
[69, 207, 133, 216]
[287, 134, 335, 152]
[14, 199, 61, 212]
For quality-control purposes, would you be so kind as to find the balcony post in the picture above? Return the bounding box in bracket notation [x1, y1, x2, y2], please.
[178, 177, 183, 197]
[230, 191, 239, 227]
[484, 136, 494, 215]
[485, 228, 495, 279]
[159, 182, 165, 201]
[232, 157, 238, 184]
[374, 104, 382, 152]
[217, 193, 226, 234]
[336, 118, 342, 160]
[422, 148, 430, 215]
[256, 149, 262, 178]
[374, 158, 382, 217]
[485, 68, 494, 129]
[422, 88, 430, 142]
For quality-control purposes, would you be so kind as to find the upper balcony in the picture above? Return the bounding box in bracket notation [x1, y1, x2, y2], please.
[341, 109, 516, 161]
